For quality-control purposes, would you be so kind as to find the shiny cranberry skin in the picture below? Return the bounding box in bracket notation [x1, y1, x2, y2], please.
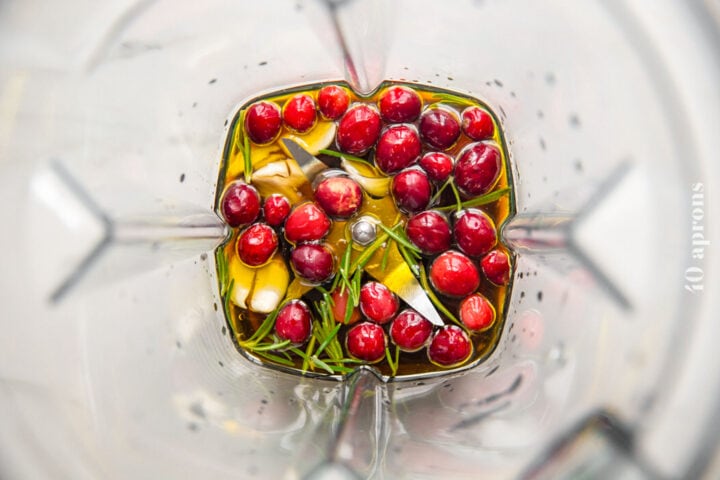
[318, 85, 350, 120]
[290, 243, 335, 284]
[245, 101, 282, 144]
[454, 209, 497, 257]
[315, 176, 363, 218]
[331, 288, 361, 324]
[455, 143, 502, 196]
[283, 94, 317, 133]
[459, 293, 496, 331]
[359, 281, 399, 325]
[390, 309, 433, 352]
[237, 223, 278, 267]
[481, 249, 511, 286]
[392, 169, 431, 213]
[375, 125, 422, 174]
[221, 182, 261, 227]
[419, 107, 461, 150]
[346, 322, 387, 362]
[263, 194, 291, 227]
[461, 106, 494, 140]
[428, 325, 472, 367]
[406, 211, 451, 255]
[419, 152, 454, 182]
[429, 250, 480, 297]
[284, 202, 331, 244]
[336, 104, 382, 155]
[275, 300, 313, 344]
[378, 86, 422, 123]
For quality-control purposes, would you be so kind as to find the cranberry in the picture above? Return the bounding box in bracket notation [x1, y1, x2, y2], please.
[428, 325, 472, 367]
[245, 101, 282, 144]
[275, 300, 313, 344]
[459, 293, 496, 331]
[290, 243, 335, 284]
[331, 288, 361, 324]
[346, 322, 387, 362]
[336, 104, 382, 155]
[315, 176, 363, 218]
[392, 169, 431, 213]
[406, 211, 451, 255]
[378, 86, 422, 123]
[455, 143, 502, 196]
[419, 152, 454, 182]
[390, 309, 433, 352]
[359, 281, 399, 324]
[419, 107, 461, 150]
[375, 125, 422, 174]
[481, 249, 511, 286]
[454, 209, 497, 257]
[318, 85, 350, 120]
[429, 250, 480, 297]
[461, 106, 494, 140]
[283, 94, 317, 133]
[237, 223, 278, 267]
[284, 202, 331, 244]
[221, 182, 261, 227]
[263, 194, 291, 227]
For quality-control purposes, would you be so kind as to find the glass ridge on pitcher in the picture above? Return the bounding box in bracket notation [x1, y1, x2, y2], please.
[214, 81, 515, 379]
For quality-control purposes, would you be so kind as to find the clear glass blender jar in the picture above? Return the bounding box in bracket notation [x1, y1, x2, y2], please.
[0, 0, 719, 478]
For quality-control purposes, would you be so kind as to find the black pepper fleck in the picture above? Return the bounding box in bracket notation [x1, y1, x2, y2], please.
[179, 173, 185, 183]
[258, 61, 267, 66]
[209, 78, 217, 84]
[537, 291, 543, 302]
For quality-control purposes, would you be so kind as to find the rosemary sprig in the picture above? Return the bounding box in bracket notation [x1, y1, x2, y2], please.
[349, 231, 389, 273]
[418, 264, 462, 326]
[302, 335, 316, 372]
[377, 223, 421, 255]
[255, 351, 296, 367]
[319, 148, 374, 167]
[223, 278, 234, 315]
[385, 346, 400, 376]
[251, 339, 291, 352]
[314, 323, 342, 359]
[449, 180, 463, 212]
[430, 177, 452, 205]
[242, 111, 252, 183]
[436, 187, 510, 212]
[397, 243, 421, 276]
[430, 92, 476, 107]
[380, 237, 393, 271]
[216, 249, 229, 294]
[239, 304, 281, 347]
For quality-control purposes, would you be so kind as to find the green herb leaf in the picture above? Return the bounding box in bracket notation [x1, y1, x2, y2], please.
[250, 339, 291, 352]
[449, 180, 463, 212]
[430, 177, 452, 205]
[436, 187, 510, 212]
[319, 148, 373, 166]
[223, 278, 234, 315]
[385, 346, 398, 376]
[315, 323, 342, 358]
[349, 232, 389, 272]
[397, 243, 420, 277]
[242, 112, 252, 183]
[430, 92, 476, 107]
[240, 304, 281, 347]
[377, 223, 421, 255]
[255, 351, 296, 367]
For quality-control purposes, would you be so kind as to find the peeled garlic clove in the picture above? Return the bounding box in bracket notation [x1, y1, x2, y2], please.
[249, 254, 289, 313]
[342, 159, 390, 197]
[228, 254, 254, 309]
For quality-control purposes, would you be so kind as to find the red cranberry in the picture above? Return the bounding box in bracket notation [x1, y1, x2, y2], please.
[284, 202, 331, 244]
[378, 86, 422, 123]
[336, 104, 382, 155]
[318, 85, 350, 120]
[481, 249, 511, 286]
[392, 169, 431, 213]
[419, 107, 461, 150]
[359, 281, 399, 325]
[263, 194, 291, 227]
[428, 325, 472, 367]
[454, 209, 497, 257]
[237, 223, 278, 267]
[346, 322, 387, 362]
[461, 106, 494, 140]
[283, 94, 317, 133]
[275, 300, 313, 344]
[375, 125, 422, 174]
[315, 176, 363, 218]
[429, 250, 480, 297]
[419, 152, 454, 182]
[331, 288, 361, 324]
[459, 293, 496, 331]
[455, 143, 502, 196]
[390, 309, 433, 352]
[290, 243, 335, 284]
[406, 211, 451, 255]
[221, 182, 261, 227]
[245, 101, 282, 144]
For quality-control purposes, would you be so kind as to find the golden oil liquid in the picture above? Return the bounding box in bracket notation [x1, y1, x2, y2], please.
[215, 81, 515, 378]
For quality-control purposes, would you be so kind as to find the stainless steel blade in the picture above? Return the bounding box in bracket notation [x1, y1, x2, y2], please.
[281, 138, 339, 181]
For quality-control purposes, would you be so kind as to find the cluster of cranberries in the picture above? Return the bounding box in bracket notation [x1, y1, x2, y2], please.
[220, 83, 512, 372]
